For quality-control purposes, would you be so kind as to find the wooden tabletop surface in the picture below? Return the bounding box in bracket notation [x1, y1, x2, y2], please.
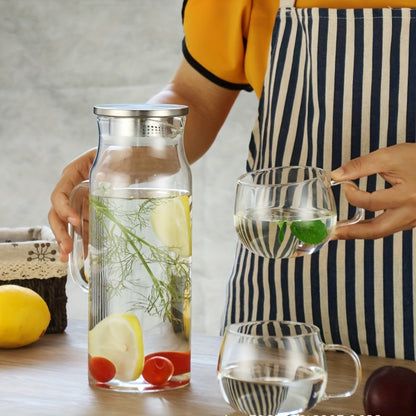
[0, 319, 415, 416]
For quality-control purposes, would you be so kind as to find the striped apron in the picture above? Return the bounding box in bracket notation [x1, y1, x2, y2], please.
[221, 1, 416, 360]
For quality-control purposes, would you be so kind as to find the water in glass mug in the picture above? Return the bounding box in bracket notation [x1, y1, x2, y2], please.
[218, 360, 327, 415]
[234, 206, 337, 259]
[88, 188, 191, 391]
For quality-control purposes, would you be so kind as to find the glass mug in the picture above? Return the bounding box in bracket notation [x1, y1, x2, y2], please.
[217, 321, 362, 416]
[234, 166, 365, 259]
[69, 104, 192, 392]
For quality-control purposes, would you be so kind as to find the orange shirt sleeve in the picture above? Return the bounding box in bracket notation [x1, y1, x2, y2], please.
[182, 0, 253, 91]
[182, 0, 416, 96]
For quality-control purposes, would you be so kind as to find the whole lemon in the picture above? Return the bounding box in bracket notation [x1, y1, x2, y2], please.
[0, 284, 51, 348]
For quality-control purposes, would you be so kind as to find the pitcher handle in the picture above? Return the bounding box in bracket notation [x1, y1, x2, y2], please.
[331, 180, 365, 227]
[68, 180, 90, 292]
[321, 343, 362, 400]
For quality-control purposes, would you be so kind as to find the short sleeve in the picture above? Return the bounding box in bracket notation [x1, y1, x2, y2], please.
[182, 0, 253, 91]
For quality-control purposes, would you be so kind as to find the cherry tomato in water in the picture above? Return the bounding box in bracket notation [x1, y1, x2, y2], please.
[89, 356, 116, 383]
[145, 351, 190, 375]
[142, 356, 174, 385]
[363, 365, 416, 416]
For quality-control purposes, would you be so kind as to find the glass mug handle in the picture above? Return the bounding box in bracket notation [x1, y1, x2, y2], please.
[321, 343, 362, 400]
[330, 180, 365, 226]
[68, 180, 90, 292]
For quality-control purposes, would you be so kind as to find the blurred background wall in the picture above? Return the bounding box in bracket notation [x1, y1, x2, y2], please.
[0, 0, 257, 334]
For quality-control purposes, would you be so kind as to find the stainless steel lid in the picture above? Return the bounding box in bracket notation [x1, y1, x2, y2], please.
[93, 104, 189, 117]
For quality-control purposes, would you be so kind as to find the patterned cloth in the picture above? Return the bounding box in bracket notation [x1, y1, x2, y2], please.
[0, 227, 67, 280]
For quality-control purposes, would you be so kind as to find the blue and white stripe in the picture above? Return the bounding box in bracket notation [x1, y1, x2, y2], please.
[223, 6, 416, 360]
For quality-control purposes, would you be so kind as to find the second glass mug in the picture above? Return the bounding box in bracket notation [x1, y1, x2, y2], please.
[217, 320, 362, 416]
[68, 104, 192, 392]
[234, 166, 365, 259]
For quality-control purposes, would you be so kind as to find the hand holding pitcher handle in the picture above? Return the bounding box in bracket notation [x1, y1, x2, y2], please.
[68, 180, 90, 292]
[48, 148, 97, 262]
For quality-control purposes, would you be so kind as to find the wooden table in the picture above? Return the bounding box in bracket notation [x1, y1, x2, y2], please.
[1, 320, 415, 416]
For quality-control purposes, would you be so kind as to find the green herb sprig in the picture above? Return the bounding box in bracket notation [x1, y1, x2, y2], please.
[90, 196, 190, 323]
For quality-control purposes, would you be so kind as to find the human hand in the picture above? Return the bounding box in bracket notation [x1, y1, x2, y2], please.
[48, 148, 97, 261]
[331, 143, 416, 240]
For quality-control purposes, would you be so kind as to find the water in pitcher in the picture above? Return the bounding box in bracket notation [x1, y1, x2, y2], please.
[234, 207, 337, 259]
[87, 188, 191, 391]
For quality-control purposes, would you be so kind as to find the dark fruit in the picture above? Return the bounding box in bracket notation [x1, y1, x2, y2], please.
[363, 365, 416, 416]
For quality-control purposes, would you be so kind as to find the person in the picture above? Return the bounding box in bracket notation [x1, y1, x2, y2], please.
[49, 0, 416, 360]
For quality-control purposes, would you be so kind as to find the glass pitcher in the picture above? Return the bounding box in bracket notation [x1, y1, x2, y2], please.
[69, 104, 192, 392]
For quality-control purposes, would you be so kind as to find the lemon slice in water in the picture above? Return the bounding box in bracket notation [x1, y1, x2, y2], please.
[151, 195, 191, 257]
[89, 313, 144, 382]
